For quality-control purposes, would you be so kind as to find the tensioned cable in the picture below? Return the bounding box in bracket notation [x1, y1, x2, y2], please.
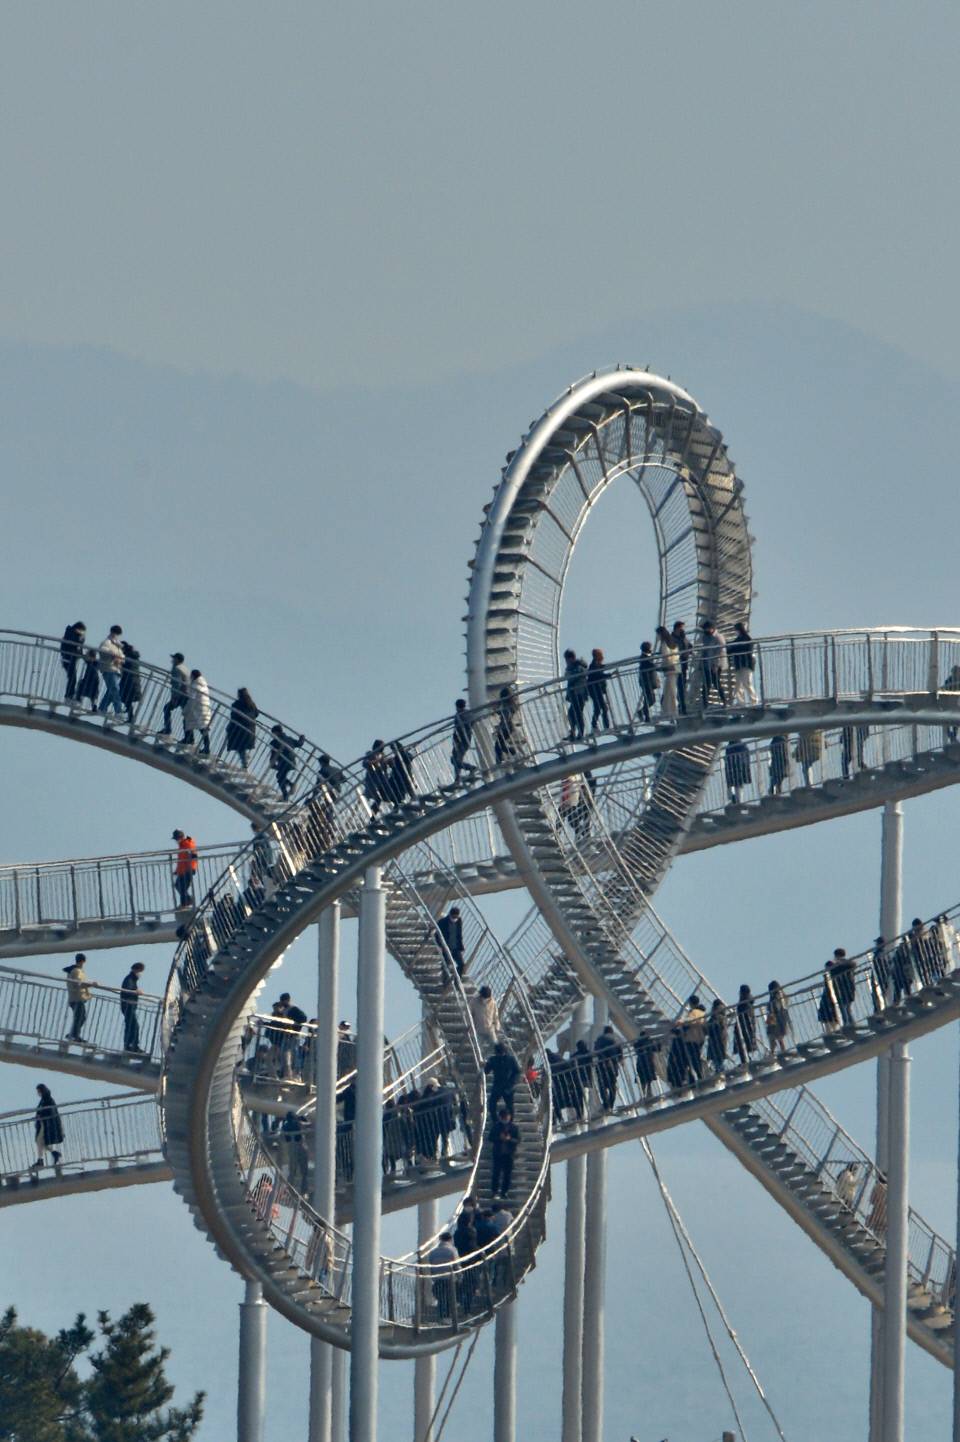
[641, 1138, 788, 1442]
[432, 1327, 482, 1442]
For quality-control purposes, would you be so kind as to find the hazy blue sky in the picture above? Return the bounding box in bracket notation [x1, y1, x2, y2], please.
[1, 5, 958, 1440]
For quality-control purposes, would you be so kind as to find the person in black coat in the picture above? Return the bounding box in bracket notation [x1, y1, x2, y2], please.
[32, 1084, 64, 1169]
[637, 642, 658, 722]
[587, 649, 611, 731]
[225, 688, 259, 768]
[634, 1031, 661, 1097]
[734, 983, 758, 1065]
[435, 907, 465, 982]
[494, 686, 519, 764]
[118, 643, 142, 723]
[768, 733, 789, 795]
[490, 1109, 519, 1197]
[483, 1043, 520, 1114]
[592, 1025, 621, 1111]
[831, 947, 857, 1026]
[60, 622, 86, 700]
[706, 999, 727, 1073]
[564, 650, 588, 740]
[77, 648, 100, 710]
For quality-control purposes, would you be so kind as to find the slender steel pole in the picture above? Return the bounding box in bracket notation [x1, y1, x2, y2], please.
[953, 1029, 960, 1441]
[581, 998, 607, 1442]
[310, 905, 340, 1442]
[494, 1302, 517, 1442]
[562, 998, 589, 1442]
[350, 867, 386, 1442]
[879, 802, 908, 1442]
[237, 1279, 267, 1442]
[415, 1196, 439, 1440]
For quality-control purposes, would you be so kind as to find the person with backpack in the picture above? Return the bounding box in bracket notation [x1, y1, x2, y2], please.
[59, 622, 86, 700]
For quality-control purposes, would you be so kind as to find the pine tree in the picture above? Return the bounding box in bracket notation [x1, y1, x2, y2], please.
[83, 1306, 203, 1442]
[0, 1306, 93, 1442]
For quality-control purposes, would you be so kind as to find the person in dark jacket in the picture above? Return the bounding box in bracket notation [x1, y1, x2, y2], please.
[768, 733, 789, 795]
[818, 961, 840, 1032]
[225, 688, 259, 768]
[734, 983, 758, 1065]
[490, 1108, 519, 1197]
[119, 643, 142, 723]
[77, 648, 100, 710]
[483, 1043, 520, 1114]
[453, 1198, 479, 1257]
[831, 947, 857, 1026]
[841, 724, 870, 779]
[564, 650, 588, 740]
[494, 687, 519, 764]
[634, 1031, 661, 1098]
[160, 653, 189, 737]
[387, 741, 415, 806]
[671, 621, 692, 714]
[592, 1025, 621, 1111]
[120, 962, 145, 1052]
[587, 648, 611, 731]
[451, 700, 477, 785]
[706, 999, 727, 1074]
[637, 641, 659, 722]
[271, 724, 305, 800]
[31, 1084, 64, 1169]
[891, 933, 914, 1004]
[728, 622, 757, 704]
[60, 622, 86, 700]
[870, 936, 890, 1012]
[436, 907, 465, 982]
[573, 1039, 594, 1106]
[724, 740, 751, 803]
[362, 740, 390, 814]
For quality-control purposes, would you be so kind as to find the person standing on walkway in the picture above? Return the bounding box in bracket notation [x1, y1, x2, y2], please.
[120, 963, 146, 1052]
[172, 830, 198, 909]
[655, 627, 680, 718]
[734, 983, 758, 1065]
[494, 686, 519, 764]
[60, 622, 86, 700]
[706, 999, 727, 1074]
[593, 1024, 621, 1111]
[63, 954, 91, 1042]
[765, 980, 791, 1056]
[97, 626, 125, 715]
[31, 1084, 64, 1170]
[700, 621, 727, 707]
[672, 621, 692, 714]
[270, 723, 305, 800]
[184, 669, 212, 753]
[587, 648, 611, 731]
[78, 648, 101, 710]
[490, 1108, 519, 1197]
[428, 1232, 458, 1319]
[637, 641, 658, 722]
[563, 650, 588, 740]
[724, 739, 751, 803]
[728, 622, 758, 704]
[768, 734, 789, 795]
[161, 653, 189, 737]
[831, 947, 857, 1026]
[451, 699, 477, 785]
[225, 688, 258, 768]
[119, 643, 142, 724]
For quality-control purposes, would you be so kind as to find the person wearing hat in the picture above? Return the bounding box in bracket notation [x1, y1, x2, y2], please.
[160, 652, 190, 738]
[63, 953, 92, 1042]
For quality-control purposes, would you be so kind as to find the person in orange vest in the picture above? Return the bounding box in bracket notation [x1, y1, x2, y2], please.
[172, 829, 198, 909]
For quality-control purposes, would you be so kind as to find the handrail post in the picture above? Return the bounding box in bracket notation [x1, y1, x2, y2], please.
[126, 858, 136, 923]
[789, 636, 799, 699]
[69, 865, 79, 930]
[12, 872, 20, 934]
[35, 867, 42, 924]
[929, 630, 940, 698]
[830, 635, 839, 702]
[96, 861, 105, 919]
[866, 633, 874, 701]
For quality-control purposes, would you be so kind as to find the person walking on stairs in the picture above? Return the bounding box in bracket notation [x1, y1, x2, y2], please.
[60, 622, 86, 700]
[120, 963, 146, 1052]
[484, 1043, 520, 1114]
[490, 1108, 519, 1198]
[32, 1084, 64, 1170]
[172, 830, 198, 909]
[161, 653, 189, 737]
[97, 625, 126, 716]
[63, 954, 91, 1042]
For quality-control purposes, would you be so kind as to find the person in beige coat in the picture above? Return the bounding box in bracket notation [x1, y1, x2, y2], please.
[64, 953, 92, 1042]
[470, 985, 500, 1053]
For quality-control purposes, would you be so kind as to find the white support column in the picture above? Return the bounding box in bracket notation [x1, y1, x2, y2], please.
[562, 998, 589, 1442]
[581, 998, 607, 1442]
[237, 1279, 267, 1442]
[310, 905, 341, 1442]
[350, 866, 386, 1442]
[415, 1197, 439, 1442]
[878, 801, 908, 1442]
[331, 1348, 347, 1442]
[494, 1302, 517, 1442]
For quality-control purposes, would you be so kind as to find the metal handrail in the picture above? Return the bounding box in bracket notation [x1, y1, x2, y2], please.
[0, 967, 163, 1061]
[0, 1091, 161, 1180]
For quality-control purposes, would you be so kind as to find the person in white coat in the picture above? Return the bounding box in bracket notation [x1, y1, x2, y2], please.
[184, 669, 212, 754]
[469, 985, 501, 1053]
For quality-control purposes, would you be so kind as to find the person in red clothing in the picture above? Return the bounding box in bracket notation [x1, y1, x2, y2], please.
[172, 829, 198, 909]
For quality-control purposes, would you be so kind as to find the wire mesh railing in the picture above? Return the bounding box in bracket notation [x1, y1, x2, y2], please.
[0, 1092, 162, 1181]
[0, 627, 341, 806]
[0, 964, 163, 1062]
